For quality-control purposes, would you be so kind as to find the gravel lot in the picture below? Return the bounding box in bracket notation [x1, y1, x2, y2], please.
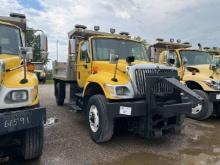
[4, 84, 220, 165]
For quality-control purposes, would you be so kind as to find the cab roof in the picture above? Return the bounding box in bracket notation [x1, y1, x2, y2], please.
[207, 50, 220, 55]
[0, 15, 26, 30]
[151, 41, 192, 49]
[0, 20, 20, 29]
[68, 26, 133, 41]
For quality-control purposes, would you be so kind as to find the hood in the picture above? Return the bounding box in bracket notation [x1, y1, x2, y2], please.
[0, 54, 21, 70]
[185, 64, 220, 80]
[92, 60, 154, 75]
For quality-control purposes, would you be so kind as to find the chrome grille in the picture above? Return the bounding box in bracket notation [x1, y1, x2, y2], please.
[135, 69, 177, 95]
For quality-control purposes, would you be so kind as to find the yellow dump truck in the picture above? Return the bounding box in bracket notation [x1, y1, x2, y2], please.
[149, 39, 220, 120]
[53, 25, 202, 143]
[0, 13, 48, 159]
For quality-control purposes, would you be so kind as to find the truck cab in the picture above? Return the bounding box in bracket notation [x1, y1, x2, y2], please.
[0, 13, 48, 160]
[150, 39, 220, 120]
[53, 25, 202, 143]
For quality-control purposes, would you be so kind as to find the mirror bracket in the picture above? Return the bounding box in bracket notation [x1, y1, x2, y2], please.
[109, 54, 119, 82]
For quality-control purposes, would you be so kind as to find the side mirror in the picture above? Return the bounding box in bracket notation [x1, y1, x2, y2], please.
[69, 39, 76, 55]
[110, 54, 119, 64]
[68, 39, 77, 62]
[33, 32, 48, 51]
[34, 32, 48, 62]
[126, 56, 135, 65]
[167, 58, 175, 65]
[19, 47, 33, 60]
[210, 64, 217, 71]
[19, 47, 26, 58]
[26, 47, 33, 61]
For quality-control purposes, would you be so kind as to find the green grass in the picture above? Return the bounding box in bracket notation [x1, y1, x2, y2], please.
[45, 79, 54, 84]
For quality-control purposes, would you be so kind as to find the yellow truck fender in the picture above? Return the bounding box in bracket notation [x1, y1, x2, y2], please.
[83, 71, 129, 100]
[184, 80, 214, 92]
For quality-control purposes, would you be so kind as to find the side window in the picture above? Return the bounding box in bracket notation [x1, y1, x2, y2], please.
[80, 42, 88, 61]
[165, 50, 180, 67]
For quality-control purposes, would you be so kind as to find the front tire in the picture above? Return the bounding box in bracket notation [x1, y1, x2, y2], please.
[21, 125, 44, 160]
[188, 89, 213, 120]
[86, 95, 114, 143]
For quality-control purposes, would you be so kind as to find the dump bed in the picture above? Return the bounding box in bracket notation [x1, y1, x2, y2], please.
[52, 61, 76, 81]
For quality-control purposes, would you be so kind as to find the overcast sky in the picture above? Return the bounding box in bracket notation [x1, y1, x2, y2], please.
[1, 0, 220, 67]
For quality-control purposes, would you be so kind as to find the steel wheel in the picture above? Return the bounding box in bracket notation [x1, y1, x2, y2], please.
[89, 105, 99, 133]
[192, 103, 202, 114]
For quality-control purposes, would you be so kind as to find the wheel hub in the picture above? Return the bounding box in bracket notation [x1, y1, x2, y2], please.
[89, 105, 99, 132]
[192, 103, 202, 114]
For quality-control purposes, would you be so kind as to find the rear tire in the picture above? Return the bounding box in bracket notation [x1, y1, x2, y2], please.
[86, 95, 114, 143]
[188, 89, 213, 120]
[55, 80, 65, 106]
[21, 125, 44, 160]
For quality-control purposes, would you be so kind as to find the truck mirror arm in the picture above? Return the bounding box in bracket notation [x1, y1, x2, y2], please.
[19, 47, 28, 84]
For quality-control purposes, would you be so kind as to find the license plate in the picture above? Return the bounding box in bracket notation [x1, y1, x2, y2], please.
[119, 106, 132, 115]
[1, 112, 30, 129]
[216, 94, 220, 100]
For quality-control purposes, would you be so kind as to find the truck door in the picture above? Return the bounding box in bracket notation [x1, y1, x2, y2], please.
[77, 41, 91, 87]
[165, 50, 184, 79]
[175, 51, 184, 80]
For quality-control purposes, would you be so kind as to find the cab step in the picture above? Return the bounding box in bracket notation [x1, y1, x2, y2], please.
[74, 93, 83, 98]
[69, 103, 82, 112]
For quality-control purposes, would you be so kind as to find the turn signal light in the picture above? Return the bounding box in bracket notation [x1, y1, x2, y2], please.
[192, 69, 197, 75]
[92, 66, 99, 74]
[27, 63, 35, 72]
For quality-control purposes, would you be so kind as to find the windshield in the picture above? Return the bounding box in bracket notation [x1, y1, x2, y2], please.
[0, 25, 21, 55]
[214, 56, 220, 65]
[180, 50, 214, 65]
[92, 38, 149, 61]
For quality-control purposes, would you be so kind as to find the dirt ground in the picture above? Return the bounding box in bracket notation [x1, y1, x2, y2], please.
[4, 84, 220, 165]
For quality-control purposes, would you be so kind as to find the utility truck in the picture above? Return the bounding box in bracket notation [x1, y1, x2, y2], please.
[0, 13, 48, 159]
[149, 39, 220, 120]
[53, 25, 202, 143]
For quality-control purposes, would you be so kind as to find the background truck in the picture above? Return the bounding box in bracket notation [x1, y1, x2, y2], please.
[0, 13, 48, 159]
[149, 39, 220, 120]
[52, 25, 202, 143]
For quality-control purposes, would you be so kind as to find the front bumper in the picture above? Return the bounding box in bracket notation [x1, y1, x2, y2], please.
[106, 99, 191, 137]
[0, 106, 46, 136]
[106, 100, 191, 118]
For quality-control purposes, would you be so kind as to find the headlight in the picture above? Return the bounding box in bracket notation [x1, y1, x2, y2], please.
[204, 80, 220, 90]
[104, 83, 134, 98]
[0, 60, 5, 83]
[5, 90, 28, 103]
